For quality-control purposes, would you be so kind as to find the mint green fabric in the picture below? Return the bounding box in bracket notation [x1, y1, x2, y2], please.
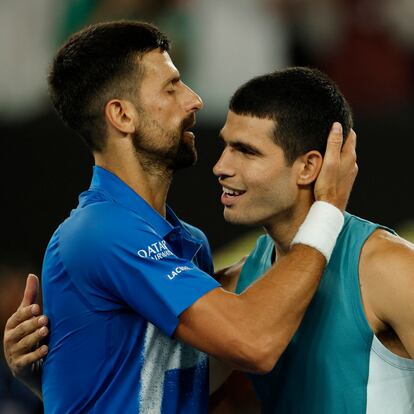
[236, 213, 391, 413]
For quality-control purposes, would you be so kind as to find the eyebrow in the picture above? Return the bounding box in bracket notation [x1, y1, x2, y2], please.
[218, 133, 262, 155]
[162, 74, 181, 88]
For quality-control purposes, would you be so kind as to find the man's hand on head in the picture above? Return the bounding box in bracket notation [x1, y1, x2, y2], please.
[315, 122, 358, 211]
[3, 274, 48, 400]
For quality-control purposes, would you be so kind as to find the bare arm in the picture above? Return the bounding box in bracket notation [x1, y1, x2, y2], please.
[178, 246, 325, 373]
[176, 124, 357, 373]
[3, 274, 48, 400]
[360, 230, 414, 358]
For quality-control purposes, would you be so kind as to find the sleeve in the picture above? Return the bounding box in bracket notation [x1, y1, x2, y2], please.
[59, 204, 220, 337]
[181, 221, 215, 276]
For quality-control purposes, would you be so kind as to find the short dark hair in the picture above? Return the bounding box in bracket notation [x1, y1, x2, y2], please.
[229, 67, 353, 164]
[48, 21, 170, 151]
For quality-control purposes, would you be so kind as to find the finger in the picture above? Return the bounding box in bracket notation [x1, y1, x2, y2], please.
[5, 313, 47, 341]
[322, 122, 343, 168]
[341, 129, 357, 157]
[5, 304, 41, 330]
[340, 130, 358, 182]
[4, 274, 39, 330]
[13, 345, 48, 371]
[20, 274, 39, 308]
[13, 325, 49, 355]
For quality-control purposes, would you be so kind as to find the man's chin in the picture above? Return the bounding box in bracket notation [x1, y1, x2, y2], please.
[223, 209, 240, 224]
[223, 209, 259, 227]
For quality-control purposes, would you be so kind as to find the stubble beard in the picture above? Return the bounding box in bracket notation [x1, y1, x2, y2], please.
[132, 114, 197, 178]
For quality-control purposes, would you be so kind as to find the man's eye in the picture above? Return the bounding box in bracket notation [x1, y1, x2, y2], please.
[238, 146, 255, 155]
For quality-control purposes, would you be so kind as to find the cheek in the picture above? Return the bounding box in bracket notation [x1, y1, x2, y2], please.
[251, 168, 296, 202]
[247, 165, 287, 188]
[147, 98, 177, 121]
[243, 163, 274, 183]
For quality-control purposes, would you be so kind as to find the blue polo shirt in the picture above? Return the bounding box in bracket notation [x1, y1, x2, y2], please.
[41, 166, 220, 414]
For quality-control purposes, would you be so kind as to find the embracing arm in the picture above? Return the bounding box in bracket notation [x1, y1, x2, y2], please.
[178, 245, 326, 373]
[176, 124, 358, 373]
[3, 274, 48, 400]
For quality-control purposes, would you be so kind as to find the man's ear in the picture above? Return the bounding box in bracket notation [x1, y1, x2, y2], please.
[105, 99, 137, 135]
[296, 150, 323, 185]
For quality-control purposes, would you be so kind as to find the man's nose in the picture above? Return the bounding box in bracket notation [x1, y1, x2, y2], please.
[213, 149, 233, 178]
[184, 84, 203, 112]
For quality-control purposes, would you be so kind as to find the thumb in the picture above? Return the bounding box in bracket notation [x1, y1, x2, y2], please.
[320, 122, 343, 174]
[20, 273, 39, 307]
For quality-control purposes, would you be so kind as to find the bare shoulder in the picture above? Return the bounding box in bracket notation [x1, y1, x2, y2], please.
[360, 228, 414, 328]
[361, 228, 414, 272]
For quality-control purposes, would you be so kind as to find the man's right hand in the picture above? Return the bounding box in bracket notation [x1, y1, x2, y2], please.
[314, 122, 358, 211]
[3, 274, 48, 399]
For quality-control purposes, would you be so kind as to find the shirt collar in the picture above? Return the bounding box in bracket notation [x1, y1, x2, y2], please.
[87, 166, 201, 257]
[87, 166, 175, 237]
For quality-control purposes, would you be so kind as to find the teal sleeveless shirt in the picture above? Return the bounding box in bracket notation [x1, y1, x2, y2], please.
[236, 213, 413, 413]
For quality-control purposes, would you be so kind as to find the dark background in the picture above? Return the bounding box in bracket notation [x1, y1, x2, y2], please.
[1, 102, 413, 272]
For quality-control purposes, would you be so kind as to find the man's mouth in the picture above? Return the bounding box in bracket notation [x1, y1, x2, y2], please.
[182, 115, 196, 133]
[223, 187, 244, 197]
[182, 116, 196, 140]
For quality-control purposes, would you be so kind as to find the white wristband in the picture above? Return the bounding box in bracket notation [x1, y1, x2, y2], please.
[291, 201, 344, 262]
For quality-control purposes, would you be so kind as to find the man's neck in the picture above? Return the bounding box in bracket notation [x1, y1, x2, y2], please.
[264, 194, 314, 259]
[94, 148, 172, 218]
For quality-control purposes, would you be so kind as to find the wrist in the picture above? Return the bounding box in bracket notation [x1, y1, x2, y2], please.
[315, 191, 348, 212]
[291, 201, 344, 262]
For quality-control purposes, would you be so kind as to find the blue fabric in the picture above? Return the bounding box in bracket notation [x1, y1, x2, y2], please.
[236, 213, 392, 413]
[41, 166, 219, 413]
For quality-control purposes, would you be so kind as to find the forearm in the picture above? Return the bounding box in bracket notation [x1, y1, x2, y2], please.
[177, 245, 326, 373]
[178, 205, 342, 372]
[237, 244, 325, 364]
[230, 204, 340, 367]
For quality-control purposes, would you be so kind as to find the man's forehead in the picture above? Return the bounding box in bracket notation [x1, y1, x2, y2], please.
[220, 111, 275, 139]
[140, 49, 179, 79]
